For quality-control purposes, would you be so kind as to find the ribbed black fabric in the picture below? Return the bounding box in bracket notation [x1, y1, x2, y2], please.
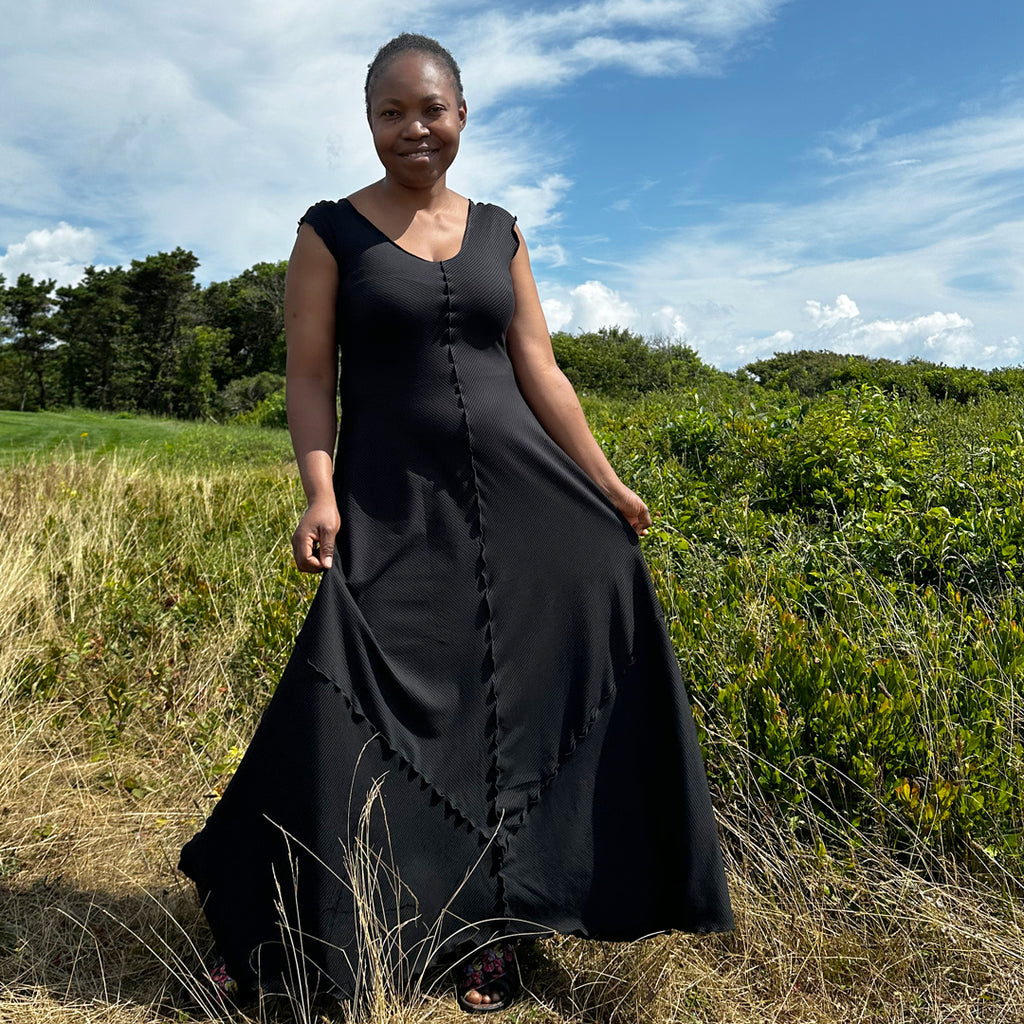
[178, 198, 733, 999]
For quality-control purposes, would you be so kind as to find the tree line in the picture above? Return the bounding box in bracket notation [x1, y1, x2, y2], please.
[0, 250, 287, 418]
[2, 247, 1022, 420]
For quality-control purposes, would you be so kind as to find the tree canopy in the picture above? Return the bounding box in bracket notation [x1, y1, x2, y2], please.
[0, 254, 288, 418]
[1, 258, 1021, 419]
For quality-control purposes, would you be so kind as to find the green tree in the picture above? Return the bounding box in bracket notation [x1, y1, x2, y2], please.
[201, 260, 287, 379]
[219, 371, 286, 416]
[738, 350, 874, 397]
[173, 325, 229, 419]
[123, 248, 201, 414]
[54, 266, 135, 410]
[0, 274, 15, 409]
[0, 273, 57, 409]
[551, 327, 719, 396]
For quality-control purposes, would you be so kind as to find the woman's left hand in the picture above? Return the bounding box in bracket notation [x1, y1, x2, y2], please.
[607, 483, 652, 537]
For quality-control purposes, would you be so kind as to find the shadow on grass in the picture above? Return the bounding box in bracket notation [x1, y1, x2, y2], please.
[0, 873, 734, 1024]
[0, 875, 224, 1019]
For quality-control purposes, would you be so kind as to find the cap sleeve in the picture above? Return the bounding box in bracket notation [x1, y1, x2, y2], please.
[475, 202, 519, 263]
[298, 200, 342, 264]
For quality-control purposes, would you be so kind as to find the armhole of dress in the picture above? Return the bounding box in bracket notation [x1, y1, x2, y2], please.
[509, 214, 520, 261]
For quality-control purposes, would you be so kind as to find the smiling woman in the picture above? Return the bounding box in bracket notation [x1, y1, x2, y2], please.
[178, 30, 732, 1017]
[355, 39, 469, 262]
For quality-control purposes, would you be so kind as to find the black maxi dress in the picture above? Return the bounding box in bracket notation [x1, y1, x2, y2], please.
[179, 198, 733, 999]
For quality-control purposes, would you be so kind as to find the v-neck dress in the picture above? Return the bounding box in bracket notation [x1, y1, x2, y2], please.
[178, 197, 733, 1000]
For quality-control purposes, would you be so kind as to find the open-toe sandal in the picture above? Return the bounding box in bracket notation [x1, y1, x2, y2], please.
[454, 941, 521, 1014]
[208, 958, 248, 1006]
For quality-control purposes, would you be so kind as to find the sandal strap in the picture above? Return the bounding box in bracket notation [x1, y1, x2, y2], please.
[457, 942, 516, 986]
[210, 961, 238, 994]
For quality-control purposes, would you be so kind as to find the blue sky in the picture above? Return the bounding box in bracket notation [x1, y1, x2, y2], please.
[2, 0, 1022, 369]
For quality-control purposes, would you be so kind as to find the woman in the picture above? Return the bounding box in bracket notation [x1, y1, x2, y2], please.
[180, 32, 733, 1015]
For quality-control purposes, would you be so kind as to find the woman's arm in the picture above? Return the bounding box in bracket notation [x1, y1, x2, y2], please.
[284, 223, 342, 571]
[505, 225, 652, 537]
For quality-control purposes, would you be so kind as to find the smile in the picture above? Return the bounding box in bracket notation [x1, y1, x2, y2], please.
[400, 150, 437, 158]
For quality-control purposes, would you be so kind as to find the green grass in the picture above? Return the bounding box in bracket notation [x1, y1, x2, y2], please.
[2, 399, 1023, 1023]
[0, 408, 294, 469]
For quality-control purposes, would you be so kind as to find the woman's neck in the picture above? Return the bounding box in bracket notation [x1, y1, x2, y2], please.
[376, 175, 454, 212]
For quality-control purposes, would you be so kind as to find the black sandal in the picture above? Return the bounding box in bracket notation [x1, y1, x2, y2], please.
[454, 941, 521, 1013]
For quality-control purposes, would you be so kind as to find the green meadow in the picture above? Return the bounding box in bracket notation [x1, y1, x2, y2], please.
[1, 379, 1023, 1023]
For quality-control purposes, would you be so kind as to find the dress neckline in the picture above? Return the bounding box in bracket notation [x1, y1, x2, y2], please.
[341, 197, 474, 264]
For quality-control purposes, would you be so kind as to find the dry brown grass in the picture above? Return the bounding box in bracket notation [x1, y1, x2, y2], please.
[2, 455, 1023, 1023]
[4, 708, 1022, 1023]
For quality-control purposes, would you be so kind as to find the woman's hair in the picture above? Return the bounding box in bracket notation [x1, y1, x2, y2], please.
[365, 33, 464, 111]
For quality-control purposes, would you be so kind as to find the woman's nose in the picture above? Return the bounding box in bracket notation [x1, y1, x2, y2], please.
[402, 118, 429, 138]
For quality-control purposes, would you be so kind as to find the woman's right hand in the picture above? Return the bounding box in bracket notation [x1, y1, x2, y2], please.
[291, 499, 341, 572]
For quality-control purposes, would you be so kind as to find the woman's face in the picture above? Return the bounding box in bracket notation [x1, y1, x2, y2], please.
[366, 52, 467, 190]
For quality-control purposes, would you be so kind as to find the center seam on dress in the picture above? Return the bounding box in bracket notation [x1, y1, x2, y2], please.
[440, 260, 511, 915]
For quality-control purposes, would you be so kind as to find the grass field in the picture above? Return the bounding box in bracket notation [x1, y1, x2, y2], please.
[0, 409, 293, 469]
[1, 406, 1022, 1024]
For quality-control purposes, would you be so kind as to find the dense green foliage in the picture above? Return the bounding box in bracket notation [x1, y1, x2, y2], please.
[550, 327, 730, 396]
[588, 385, 1024, 873]
[4, 256, 1022, 423]
[0, 257, 288, 418]
[3, 384, 1023, 883]
[742, 349, 1024, 402]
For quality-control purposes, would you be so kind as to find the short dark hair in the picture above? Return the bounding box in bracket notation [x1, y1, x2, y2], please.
[364, 33, 464, 111]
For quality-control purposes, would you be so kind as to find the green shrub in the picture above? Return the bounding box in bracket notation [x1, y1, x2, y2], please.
[552, 327, 727, 397]
[219, 372, 286, 416]
[740, 350, 1024, 404]
[234, 388, 288, 429]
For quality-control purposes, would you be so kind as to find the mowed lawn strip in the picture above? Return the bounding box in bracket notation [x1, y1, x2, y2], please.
[0, 408, 293, 469]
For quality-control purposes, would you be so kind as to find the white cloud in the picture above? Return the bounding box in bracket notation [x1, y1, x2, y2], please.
[805, 294, 859, 329]
[531, 243, 569, 267]
[732, 329, 794, 362]
[498, 174, 573, 235]
[989, 336, 1022, 363]
[0, 224, 100, 286]
[728, 297, 1009, 370]
[457, 0, 783, 106]
[541, 280, 639, 333]
[647, 305, 689, 340]
[805, 302, 979, 363]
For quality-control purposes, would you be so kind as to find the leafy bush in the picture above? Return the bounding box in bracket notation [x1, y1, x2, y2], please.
[219, 372, 286, 416]
[604, 385, 1024, 867]
[233, 387, 288, 429]
[552, 327, 727, 397]
[741, 349, 1024, 404]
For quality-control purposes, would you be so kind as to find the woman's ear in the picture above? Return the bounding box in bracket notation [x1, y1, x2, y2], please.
[459, 101, 468, 130]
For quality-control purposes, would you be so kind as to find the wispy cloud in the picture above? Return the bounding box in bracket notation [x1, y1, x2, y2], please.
[596, 99, 1024, 368]
[1, 0, 785, 283]
[456, 0, 783, 104]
